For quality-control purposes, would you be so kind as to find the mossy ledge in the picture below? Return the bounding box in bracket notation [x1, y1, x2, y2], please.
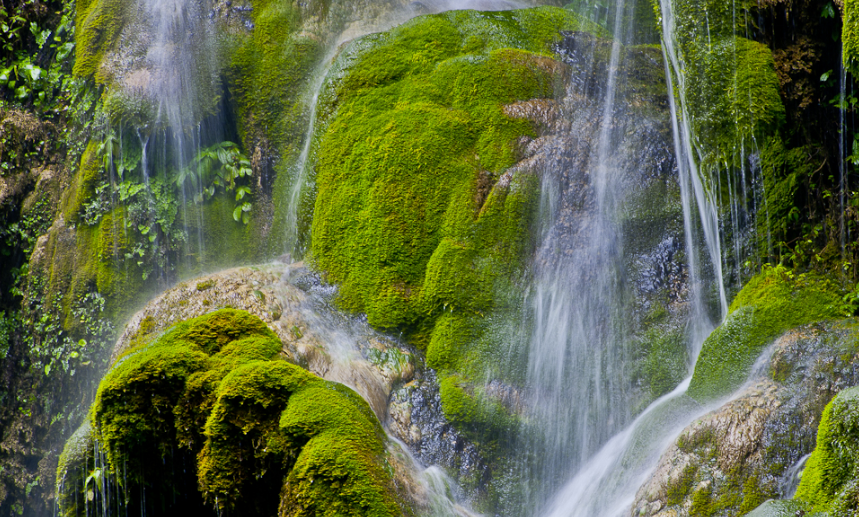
[57, 309, 405, 517]
[688, 265, 845, 401]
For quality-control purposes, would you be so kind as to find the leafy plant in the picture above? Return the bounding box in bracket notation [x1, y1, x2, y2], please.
[176, 141, 254, 224]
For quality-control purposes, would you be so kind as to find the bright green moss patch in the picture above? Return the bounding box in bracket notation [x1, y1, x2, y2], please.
[845, 0, 859, 76]
[795, 386, 859, 514]
[74, 0, 125, 80]
[310, 7, 594, 329]
[688, 265, 845, 401]
[78, 309, 402, 517]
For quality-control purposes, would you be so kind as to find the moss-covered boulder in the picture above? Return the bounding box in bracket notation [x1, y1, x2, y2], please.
[688, 265, 846, 401]
[795, 386, 859, 515]
[310, 7, 601, 331]
[57, 309, 406, 517]
[304, 6, 604, 472]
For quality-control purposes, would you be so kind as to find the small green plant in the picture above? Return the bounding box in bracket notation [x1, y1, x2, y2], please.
[175, 141, 254, 224]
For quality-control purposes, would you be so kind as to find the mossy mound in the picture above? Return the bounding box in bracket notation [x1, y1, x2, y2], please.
[795, 386, 859, 515]
[311, 7, 600, 330]
[59, 309, 403, 517]
[688, 265, 845, 401]
[306, 7, 616, 465]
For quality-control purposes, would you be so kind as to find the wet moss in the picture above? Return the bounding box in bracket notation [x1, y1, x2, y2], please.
[68, 309, 402, 517]
[61, 141, 101, 225]
[795, 386, 859, 514]
[74, 0, 126, 81]
[845, 0, 859, 76]
[688, 265, 845, 401]
[310, 8, 592, 330]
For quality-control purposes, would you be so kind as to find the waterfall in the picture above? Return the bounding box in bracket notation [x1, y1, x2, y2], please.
[519, 0, 752, 513]
[523, 0, 634, 503]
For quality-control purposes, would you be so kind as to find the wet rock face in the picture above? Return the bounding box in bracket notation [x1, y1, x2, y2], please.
[388, 370, 485, 484]
[632, 322, 859, 517]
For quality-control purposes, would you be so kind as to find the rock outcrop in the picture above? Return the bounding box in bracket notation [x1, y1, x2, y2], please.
[632, 321, 859, 517]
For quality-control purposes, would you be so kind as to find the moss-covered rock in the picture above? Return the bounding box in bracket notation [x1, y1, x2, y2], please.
[306, 8, 606, 471]
[795, 386, 859, 514]
[310, 9, 594, 331]
[688, 265, 846, 401]
[58, 309, 405, 517]
[73, 0, 126, 81]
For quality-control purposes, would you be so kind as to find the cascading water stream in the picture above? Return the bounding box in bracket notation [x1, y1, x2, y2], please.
[522, 0, 749, 513]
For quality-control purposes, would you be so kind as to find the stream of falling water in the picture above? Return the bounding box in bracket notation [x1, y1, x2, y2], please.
[522, 0, 738, 514]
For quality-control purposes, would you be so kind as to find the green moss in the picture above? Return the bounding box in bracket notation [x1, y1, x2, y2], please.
[682, 36, 784, 172]
[667, 463, 699, 505]
[688, 265, 845, 401]
[310, 8, 593, 329]
[739, 475, 771, 514]
[74, 0, 125, 81]
[62, 141, 102, 225]
[69, 309, 402, 517]
[633, 326, 688, 401]
[666, 0, 785, 231]
[690, 483, 715, 517]
[438, 373, 515, 443]
[845, 0, 859, 76]
[795, 386, 859, 513]
[176, 196, 253, 276]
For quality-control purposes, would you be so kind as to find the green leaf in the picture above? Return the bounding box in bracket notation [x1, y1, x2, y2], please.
[821, 70, 832, 82]
[44, 364, 51, 375]
[242, 202, 252, 212]
[235, 186, 251, 200]
[822, 2, 836, 18]
[233, 205, 242, 222]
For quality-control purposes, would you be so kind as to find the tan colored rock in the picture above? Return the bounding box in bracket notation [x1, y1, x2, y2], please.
[111, 263, 415, 420]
